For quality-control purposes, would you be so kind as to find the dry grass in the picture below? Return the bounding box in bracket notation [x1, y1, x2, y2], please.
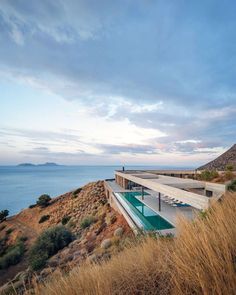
[31, 193, 236, 295]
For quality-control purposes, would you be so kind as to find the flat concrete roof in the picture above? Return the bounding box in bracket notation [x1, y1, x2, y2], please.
[115, 171, 210, 209]
[116, 169, 197, 174]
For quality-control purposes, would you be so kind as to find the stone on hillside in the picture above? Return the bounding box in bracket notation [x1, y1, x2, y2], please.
[69, 239, 80, 249]
[40, 268, 54, 278]
[102, 252, 111, 261]
[73, 250, 81, 260]
[101, 238, 112, 249]
[114, 227, 124, 237]
[48, 257, 60, 267]
[87, 253, 99, 263]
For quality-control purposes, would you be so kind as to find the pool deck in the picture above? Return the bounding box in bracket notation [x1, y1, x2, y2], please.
[105, 180, 198, 235]
[136, 192, 198, 227]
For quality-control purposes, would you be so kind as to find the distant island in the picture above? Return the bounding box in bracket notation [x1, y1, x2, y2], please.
[17, 162, 60, 167]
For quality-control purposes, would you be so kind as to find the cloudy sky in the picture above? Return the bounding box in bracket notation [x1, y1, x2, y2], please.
[0, 0, 235, 166]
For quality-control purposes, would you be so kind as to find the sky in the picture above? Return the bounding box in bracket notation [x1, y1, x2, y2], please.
[0, 0, 235, 166]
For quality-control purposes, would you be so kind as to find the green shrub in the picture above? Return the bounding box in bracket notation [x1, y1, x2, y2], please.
[0, 210, 9, 223]
[226, 164, 234, 171]
[199, 210, 208, 219]
[225, 170, 234, 180]
[200, 170, 219, 181]
[39, 215, 50, 223]
[29, 204, 37, 209]
[72, 188, 82, 198]
[29, 226, 73, 271]
[0, 236, 8, 256]
[36, 194, 51, 208]
[6, 228, 14, 235]
[80, 216, 96, 229]
[19, 236, 28, 242]
[227, 179, 236, 192]
[0, 241, 25, 269]
[61, 215, 71, 225]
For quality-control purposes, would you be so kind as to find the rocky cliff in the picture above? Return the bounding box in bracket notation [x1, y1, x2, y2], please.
[0, 181, 132, 294]
[198, 144, 236, 171]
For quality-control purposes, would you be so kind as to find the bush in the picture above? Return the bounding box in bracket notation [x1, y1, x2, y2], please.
[225, 170, 234, 181]
[0, 241, 25, 269]
[72, 188, 82, 198]
[29, 226, 73, 271]
[61, 215, 71, 225]
[199, 170, 219, 181]
[80, 216, 96, 229]
[36, 194, 51, 208]
[0, 210, 9, 223]
[6, 228, 14, 235]
[29, 204, 37, 209]
[19, 236, 28, 242]
[0, 236, 8, 256]
[227, 179, 236, 192]
[226, 164, 234, 171]
[39, 215, 50, 223]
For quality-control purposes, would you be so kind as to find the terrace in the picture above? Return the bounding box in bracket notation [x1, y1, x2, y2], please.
[104, 170, 226, 234]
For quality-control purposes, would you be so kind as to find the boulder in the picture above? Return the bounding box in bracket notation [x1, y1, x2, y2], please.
[40, 267, 54, 278]
[101, 238, 112, 249]
[73, 250, 81, 260]
[48, 257, 60, 267]
[87, 253, 99, 263]
[114, 227, 124, 237]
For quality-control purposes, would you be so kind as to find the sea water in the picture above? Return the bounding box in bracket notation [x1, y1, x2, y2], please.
[0, 165, 190, 215]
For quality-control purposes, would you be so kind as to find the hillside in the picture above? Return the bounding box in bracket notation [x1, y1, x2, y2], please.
[0, 181, 132, 293]
[198, 144, 236, 171]
[30, 193, 236, 295]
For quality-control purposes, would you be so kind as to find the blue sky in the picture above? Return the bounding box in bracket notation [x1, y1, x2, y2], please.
[0, 0, 235, 166]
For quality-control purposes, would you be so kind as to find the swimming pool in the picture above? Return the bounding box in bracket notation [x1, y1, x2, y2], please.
[115, 191, 174, 231]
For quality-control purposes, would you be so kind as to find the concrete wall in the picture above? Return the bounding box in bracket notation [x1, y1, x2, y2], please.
[104, 181, 138, 233]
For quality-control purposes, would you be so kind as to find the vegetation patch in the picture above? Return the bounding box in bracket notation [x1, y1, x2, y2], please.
[5, 228, 14, 235]
[80, 216, 96, 229]
[227, 179, 236, 192]
[72, 188, 82, 198]
[34, 194, 236, 295]
[199, 170, 219, 181]
[29, 226, 73, 271]
[39, 214, 50, 223]
[37, 194, 51, 208]
[29, 204, 37, 209]
[0, 210, 9, 223]
[0, 236, 8, 256]
[0, 240, 25, 270]
[19, 236, 28, 242]
[61, 215, 71, 225]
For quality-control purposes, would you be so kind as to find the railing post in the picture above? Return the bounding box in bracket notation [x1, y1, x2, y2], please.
[158, 192, 161, 211]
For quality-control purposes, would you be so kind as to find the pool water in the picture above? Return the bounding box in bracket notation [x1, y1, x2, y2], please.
[119, 192, 174, 231]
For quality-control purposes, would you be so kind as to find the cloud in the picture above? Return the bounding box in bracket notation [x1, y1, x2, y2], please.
[0, 1, 236, 164]
[96, 143, 160, 155]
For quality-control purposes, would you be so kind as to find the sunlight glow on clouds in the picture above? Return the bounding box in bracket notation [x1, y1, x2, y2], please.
[0, 0, 235, 165]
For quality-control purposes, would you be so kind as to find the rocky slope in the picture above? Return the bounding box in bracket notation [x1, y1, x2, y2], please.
[0, 181, 132, 294]
[198, 144, 236, 171]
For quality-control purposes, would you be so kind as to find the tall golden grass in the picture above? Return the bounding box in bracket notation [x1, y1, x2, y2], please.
[32, 193, 236, 295]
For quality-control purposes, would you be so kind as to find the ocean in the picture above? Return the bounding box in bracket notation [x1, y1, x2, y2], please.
[0, 165, 190, 216]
